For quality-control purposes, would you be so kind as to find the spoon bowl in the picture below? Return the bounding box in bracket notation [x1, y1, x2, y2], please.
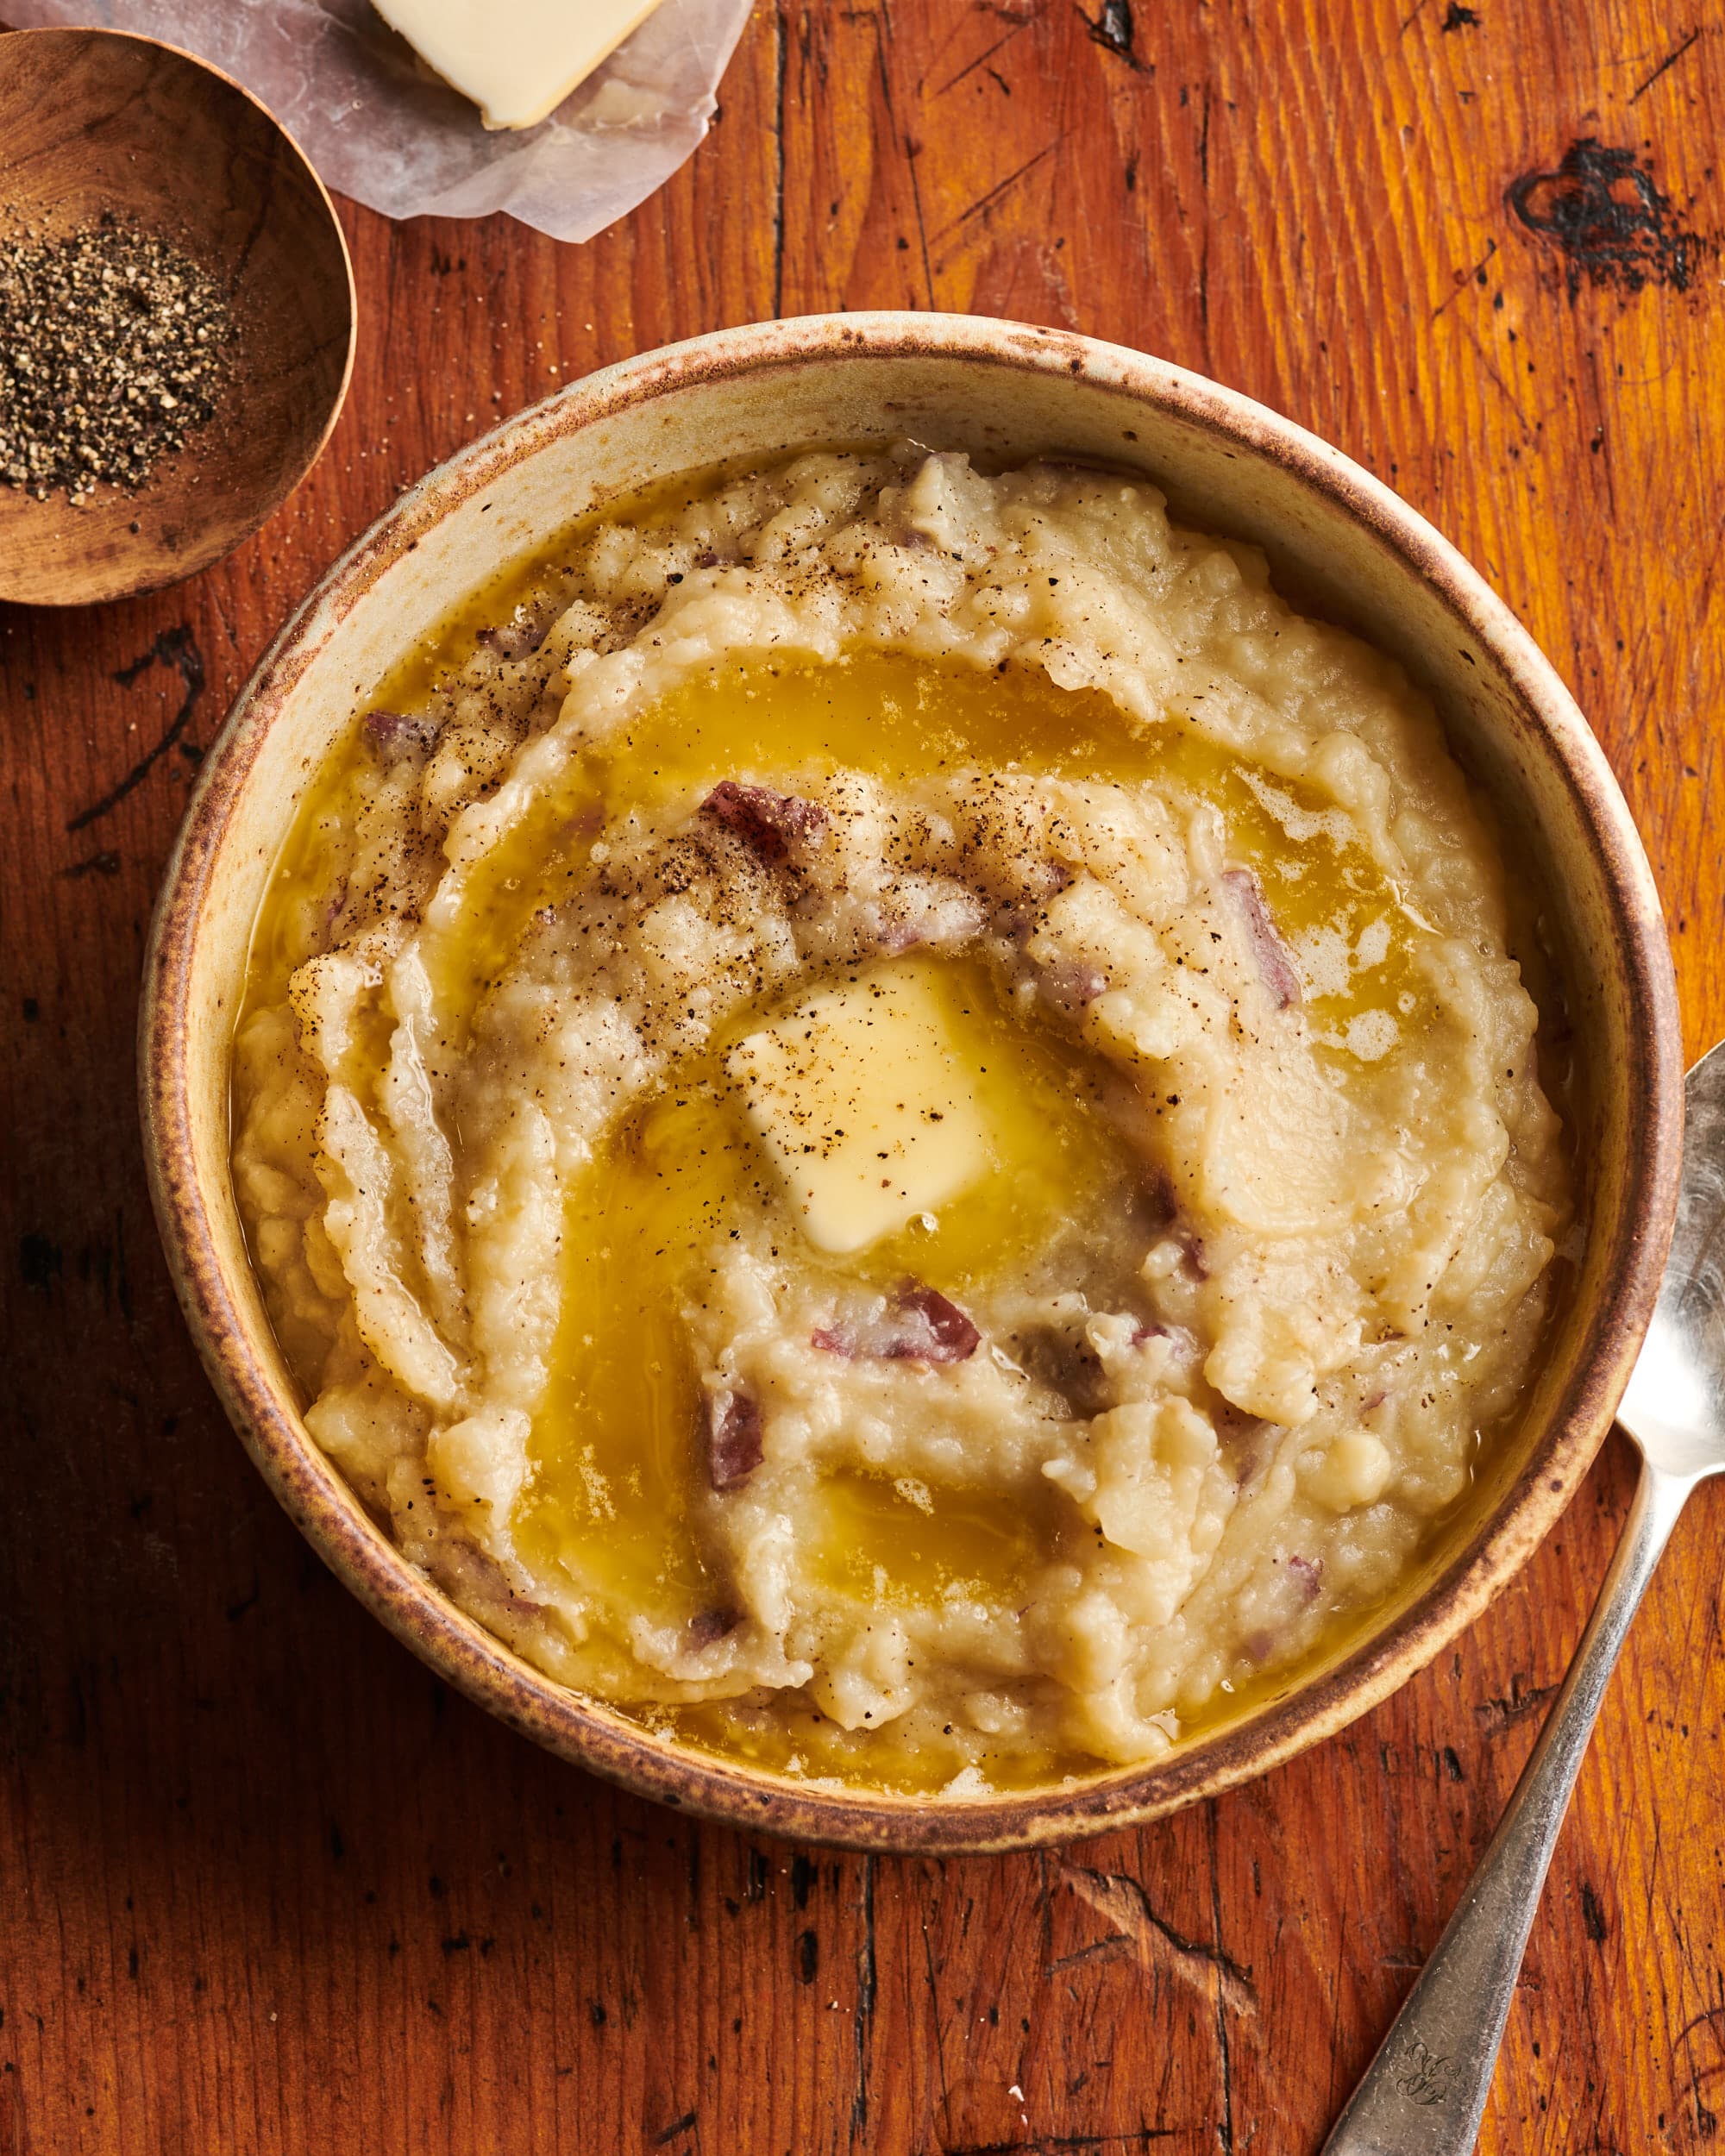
[0, 27, 355, 607]
[1615, 1038, 1725, 1480]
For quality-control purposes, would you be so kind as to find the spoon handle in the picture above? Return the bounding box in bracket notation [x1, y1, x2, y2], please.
[1320, 1455, 1689, 2156]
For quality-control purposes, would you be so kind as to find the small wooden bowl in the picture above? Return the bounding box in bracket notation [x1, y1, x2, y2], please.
[141, 317, 1683, 1852]
[0, 28, 354, 607]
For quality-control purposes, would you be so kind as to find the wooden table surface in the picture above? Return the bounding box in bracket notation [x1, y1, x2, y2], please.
[3, 3, 1723, 2149]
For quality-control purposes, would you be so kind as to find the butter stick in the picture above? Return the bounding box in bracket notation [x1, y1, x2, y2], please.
[372, 0, 670, 131]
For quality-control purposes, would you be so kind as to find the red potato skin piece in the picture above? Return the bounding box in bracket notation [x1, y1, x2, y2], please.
[685, 1607, 743, 1651]
[894, 1286, 981, 1361]
[1242, 1556, 1324, 1664]
[1037, 956, 1107, 1015]
[812, 1285, 981, 1364]
[363, 708, 438, 760]
[1222, 867, 1302, 1010]
[707, 1389, 763, 1491]
[1287, 1551, 1325, 1601]
[700, 780, 827, 862]
[476, 617, 549, 659]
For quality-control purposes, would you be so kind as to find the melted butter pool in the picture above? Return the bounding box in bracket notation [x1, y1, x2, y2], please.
[813, 1465, 1051, 1609]
[247, 646, 1437, 1057]
[417, 649, 1437, 1050]
[512, 953, 1130, 1634]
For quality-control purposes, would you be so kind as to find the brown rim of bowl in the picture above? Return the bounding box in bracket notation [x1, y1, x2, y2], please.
[0, 24, 357, 606]
[141, 313, 1683, 1854]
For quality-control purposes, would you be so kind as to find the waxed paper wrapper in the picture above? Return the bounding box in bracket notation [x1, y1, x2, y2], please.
[1, 0, 755, 241]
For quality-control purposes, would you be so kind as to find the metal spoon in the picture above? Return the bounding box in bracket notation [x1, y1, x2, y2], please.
[1322, 1037, 1725, 2156]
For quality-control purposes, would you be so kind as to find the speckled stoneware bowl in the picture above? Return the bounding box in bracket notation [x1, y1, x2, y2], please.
[141, 314, 1682, 1852]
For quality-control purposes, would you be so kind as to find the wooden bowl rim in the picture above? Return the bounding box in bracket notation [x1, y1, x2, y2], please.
[140, 312, 1683, 1853]
[0, 22, 357, 607]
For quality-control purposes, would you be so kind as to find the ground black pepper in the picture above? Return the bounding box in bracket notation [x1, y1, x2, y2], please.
[0, 213, 233, 505]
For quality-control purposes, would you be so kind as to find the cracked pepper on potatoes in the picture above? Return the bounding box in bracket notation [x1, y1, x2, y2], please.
[233, 448, 1571, 1790]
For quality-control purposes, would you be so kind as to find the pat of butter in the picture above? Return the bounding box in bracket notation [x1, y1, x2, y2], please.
[371, 0, 669, 131]
[727, 968, 992, 1256]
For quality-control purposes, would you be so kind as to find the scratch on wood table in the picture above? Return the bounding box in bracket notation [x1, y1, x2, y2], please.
[3, 0, 1724, 2150]
[1058, 1867, 1258, 2023]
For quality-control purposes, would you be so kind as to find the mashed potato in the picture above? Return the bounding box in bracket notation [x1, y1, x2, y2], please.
[232, 447, 1570, 1789]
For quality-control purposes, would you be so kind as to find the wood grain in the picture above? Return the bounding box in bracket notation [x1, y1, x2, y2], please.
[3, 2, 1722, 2149]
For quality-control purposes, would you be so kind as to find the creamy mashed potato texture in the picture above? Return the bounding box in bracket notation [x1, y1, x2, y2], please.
[233, 447, 1571, 1790]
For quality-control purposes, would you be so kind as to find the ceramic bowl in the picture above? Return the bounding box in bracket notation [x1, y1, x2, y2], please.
[141, 314, 1682, 1852]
